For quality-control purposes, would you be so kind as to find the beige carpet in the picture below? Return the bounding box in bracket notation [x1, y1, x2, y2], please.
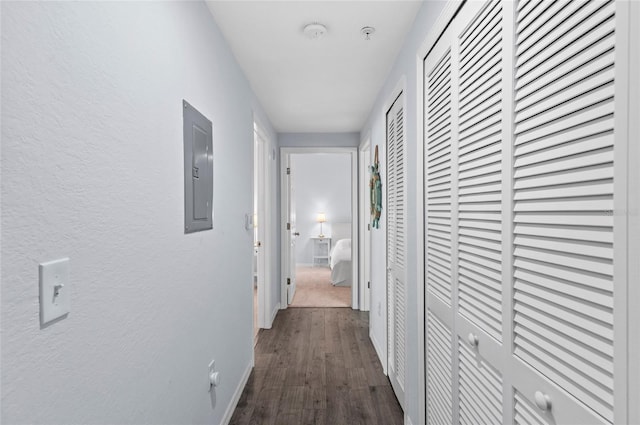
[290, 266, 351, 307]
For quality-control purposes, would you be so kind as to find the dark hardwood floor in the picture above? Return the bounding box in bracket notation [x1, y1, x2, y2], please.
[229, 308, 404, 425]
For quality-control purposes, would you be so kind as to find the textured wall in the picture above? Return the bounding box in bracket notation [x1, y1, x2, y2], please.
[290, 154, 352, 265]
[1, 2, 273, 423]
[359, 1, 446, 424]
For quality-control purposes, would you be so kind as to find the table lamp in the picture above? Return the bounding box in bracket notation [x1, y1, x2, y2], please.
[316, 212, 327, 238]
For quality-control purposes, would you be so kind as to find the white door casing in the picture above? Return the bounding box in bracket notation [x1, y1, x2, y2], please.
[282, 153, 297, 305]
[359, 139, 372, 312]
[422, 0, 633, 424]
[253, 121, 273, 328]
[280, 147, 359, 309]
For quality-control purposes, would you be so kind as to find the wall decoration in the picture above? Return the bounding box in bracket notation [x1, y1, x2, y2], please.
[369, 145, 382, 229]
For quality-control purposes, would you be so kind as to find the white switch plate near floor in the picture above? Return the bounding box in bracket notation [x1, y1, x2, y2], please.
[39, 258, 70, 325]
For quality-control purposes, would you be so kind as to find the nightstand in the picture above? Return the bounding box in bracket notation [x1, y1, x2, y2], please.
[311, 237, 331, 267]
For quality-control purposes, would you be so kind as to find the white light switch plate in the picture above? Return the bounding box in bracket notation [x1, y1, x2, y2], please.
[39, 258, 70, 325]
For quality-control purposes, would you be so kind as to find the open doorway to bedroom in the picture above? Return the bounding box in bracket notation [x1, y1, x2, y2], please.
[281, 148, 358, 309]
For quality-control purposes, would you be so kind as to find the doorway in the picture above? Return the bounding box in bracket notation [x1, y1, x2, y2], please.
[280, 147, 359, 309]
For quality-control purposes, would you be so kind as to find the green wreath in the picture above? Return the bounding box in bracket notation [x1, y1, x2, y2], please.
[370, 145, 382, 229]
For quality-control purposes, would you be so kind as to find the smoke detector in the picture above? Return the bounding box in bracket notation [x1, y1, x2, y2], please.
[303, 23, 327, 40]
[361, 26, 375, 40]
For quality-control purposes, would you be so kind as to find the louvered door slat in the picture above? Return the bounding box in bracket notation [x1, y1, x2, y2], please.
[514, 234, 612, 259]
[514, 164, 613, 191]
[459, 226, 501, 242]
[514, 211, 613, 227]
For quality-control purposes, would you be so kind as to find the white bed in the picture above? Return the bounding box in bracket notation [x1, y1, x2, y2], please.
[329, 223, 352, 287]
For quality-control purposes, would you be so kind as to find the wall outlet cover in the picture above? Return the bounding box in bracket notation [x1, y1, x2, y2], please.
[39, 258, 70, 325]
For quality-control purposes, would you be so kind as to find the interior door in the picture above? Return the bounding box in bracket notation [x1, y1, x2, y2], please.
[386, 92, 406, 409]
[253, 123, 268, 331]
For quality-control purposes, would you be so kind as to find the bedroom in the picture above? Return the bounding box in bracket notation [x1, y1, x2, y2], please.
[287, 152, 353, 308]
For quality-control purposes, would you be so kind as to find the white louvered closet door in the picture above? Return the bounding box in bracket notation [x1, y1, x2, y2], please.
[510, 0, 628, 423]
[425, 1, 507, 424]
[423, 0, 630, 424]
[386, 93, 407, 408]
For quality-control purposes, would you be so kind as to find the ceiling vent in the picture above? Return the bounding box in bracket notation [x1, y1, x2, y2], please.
[361, 26, 375, 40]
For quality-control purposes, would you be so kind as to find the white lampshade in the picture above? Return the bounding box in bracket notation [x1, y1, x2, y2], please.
[316, 212, 327, 223]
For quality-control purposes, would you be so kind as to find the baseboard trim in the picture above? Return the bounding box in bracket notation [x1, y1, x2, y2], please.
[266, 302, 280, 329]
[369, 330, 387, 375]
[405, 412, 413, 425]
[221, 361, 252, 425]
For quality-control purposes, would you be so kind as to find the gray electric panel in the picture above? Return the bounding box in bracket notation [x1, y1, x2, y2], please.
[183, 100, 213, 233]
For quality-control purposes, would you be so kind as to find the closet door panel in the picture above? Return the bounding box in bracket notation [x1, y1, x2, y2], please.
[426, 47, 454, 306]
[426, 312, 453, 425]
[512, 0, 618, 423]
[424, 8, 462, 421]
[457, 0, 504, 343]
[387, 93, 406, 407]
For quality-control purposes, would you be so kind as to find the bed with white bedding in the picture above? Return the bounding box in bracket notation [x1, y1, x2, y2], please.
[329, 223, 352, 287]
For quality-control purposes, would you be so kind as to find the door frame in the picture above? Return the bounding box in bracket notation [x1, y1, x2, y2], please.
[359, 137, 372, 312]
[252, 119, 273, 330]
[280, 147, 359, 309]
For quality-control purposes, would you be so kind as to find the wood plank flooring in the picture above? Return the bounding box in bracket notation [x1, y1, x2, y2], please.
[229, 308, 403, 425]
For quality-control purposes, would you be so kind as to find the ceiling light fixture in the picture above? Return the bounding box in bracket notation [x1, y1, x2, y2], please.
[361, 26, 375, 40]
[303, 23, 327, 40]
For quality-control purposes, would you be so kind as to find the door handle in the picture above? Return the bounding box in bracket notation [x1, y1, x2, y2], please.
[293, 232, 300, 236]
[256, 241, 262, 247]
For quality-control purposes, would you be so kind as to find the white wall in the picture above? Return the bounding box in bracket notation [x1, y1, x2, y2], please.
[359, 1, 446, 424]
[279, 132, 360, 148]
[1, 2, 275, 424]
[291, 154, 351, 265]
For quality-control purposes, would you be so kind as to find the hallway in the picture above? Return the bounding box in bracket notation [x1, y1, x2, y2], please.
[229, 308, 402, 425]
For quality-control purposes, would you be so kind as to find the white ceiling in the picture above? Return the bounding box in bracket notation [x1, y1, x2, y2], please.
[206, 1, 424, 133]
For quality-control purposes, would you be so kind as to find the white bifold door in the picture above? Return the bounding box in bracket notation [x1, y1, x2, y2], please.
[424, 0, 632, 424]
[387, 92, 407, 409]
